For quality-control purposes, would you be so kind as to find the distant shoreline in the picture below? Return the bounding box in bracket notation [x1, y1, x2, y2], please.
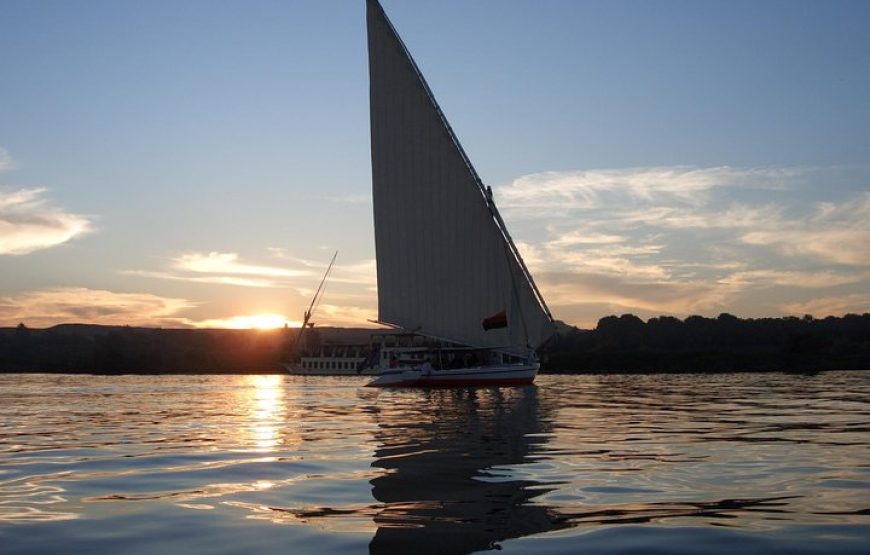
[2, 313, 869, 375]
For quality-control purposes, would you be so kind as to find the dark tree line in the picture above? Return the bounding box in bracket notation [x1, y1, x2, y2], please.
[1, 314, 869, 374]
[0, 324, 296, 374]
[545, 313, 870, 373]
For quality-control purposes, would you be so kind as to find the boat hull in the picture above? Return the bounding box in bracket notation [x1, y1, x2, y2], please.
[365, 362, 539, 388]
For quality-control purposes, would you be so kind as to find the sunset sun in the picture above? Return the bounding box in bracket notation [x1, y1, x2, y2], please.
[191, 313, 302, 330]
[246, 314, 288, 329]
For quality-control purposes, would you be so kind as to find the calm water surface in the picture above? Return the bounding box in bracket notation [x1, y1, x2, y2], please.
[0, 372, 868, 554]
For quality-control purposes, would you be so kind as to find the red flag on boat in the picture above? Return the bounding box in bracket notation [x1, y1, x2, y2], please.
[482, 310, 508, 331]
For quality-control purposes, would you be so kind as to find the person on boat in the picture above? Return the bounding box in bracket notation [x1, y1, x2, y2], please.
[420, 358, 433, 374]
[389, 354, 398, 368]
[465, 352, 479, 368]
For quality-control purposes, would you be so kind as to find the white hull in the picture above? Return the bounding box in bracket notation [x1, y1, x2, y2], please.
[365, 362, 539, 388]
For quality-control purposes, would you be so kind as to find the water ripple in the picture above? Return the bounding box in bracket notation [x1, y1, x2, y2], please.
[0, 372, 868, 554]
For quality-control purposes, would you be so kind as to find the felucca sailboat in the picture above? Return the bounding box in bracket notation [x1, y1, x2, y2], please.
[364, 0, 555, 387]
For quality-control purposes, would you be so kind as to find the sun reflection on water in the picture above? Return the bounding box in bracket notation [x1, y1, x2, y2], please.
[246, 375, 286, 453]
[1, 373, 868, 554]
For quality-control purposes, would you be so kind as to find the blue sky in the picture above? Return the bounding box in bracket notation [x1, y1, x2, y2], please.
[1, 0, 868, 329]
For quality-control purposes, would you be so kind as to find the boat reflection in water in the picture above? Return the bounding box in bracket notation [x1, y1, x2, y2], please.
[365, 386, 566, 554]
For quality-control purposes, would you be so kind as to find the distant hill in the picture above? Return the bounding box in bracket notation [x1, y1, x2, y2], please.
[0, 324, 403, 374]
[0, 325, 296, 374]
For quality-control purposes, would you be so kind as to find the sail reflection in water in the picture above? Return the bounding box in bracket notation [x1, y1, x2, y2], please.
[366, 387, 565, 553]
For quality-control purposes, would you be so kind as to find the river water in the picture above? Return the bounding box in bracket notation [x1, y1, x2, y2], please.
[0, 372, 867, 554]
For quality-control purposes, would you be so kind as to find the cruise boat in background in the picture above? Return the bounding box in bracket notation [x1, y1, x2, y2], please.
[281, 340, 371, 376]
[281, 251, 372, 376]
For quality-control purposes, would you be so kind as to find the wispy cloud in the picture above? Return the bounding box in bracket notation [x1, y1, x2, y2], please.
[307, 303, 378, 327]
[539, 271, 732, 314]
[496, 165, 870, 325]
[720, 269, 870, 289]
[499, 166, 799, 215]
[614, 203, 783, 230]
[174, 252, 312, 278]
[125, 250, 378, 331]
[517, 234, 668, 282]
[330, 258, 377, 286]
[0, 287, 194, 327]
[781, 294, 870, 317]
[0, 187, 93, 255]
[122, 270, 281, 288]
[0, 148, 13, 172]
[740, 193, 870, 266]
[268, 249, 377, 287]
[127, 251, 317, 288]
[0, 285, 373, 329]
[274, 254, 378, 325]
[0, 149, 93, 255]
[545, 229, 627, 248]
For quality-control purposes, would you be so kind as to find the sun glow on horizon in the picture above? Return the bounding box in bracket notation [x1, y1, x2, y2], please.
[191, 313, 302, 330]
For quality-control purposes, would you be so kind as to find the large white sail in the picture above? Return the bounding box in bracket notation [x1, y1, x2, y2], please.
[367, 0, 554, 356]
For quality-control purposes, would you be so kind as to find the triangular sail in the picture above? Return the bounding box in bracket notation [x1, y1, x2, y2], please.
[366, 0, 554, 356]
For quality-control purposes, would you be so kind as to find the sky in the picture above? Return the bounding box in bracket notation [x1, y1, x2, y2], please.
[1, 0, 869, 330]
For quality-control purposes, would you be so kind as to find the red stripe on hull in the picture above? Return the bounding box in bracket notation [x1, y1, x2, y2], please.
[366, 376, 535, 388]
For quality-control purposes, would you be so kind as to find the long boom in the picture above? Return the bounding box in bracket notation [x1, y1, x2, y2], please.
[303, 250, 338, 327]
[293, 251, 338, 357]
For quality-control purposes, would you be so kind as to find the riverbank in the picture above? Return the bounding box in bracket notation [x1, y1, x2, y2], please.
[2, 313, 868, 374]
